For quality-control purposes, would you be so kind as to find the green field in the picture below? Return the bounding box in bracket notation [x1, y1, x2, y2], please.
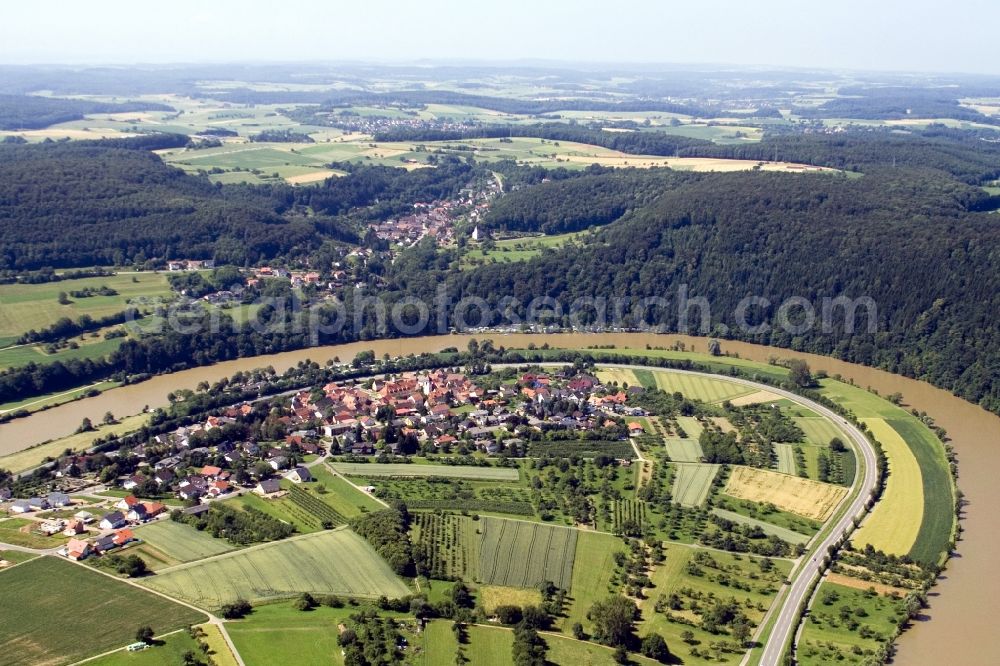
[674, 415, 704, 439]
[0, 518, 69, 549]
[798, 582, 905, 665]
[478, 517, 578, 590]
[0, 379, 120, 415]
[309, 465, 386, 516]
[664, 437, 704, 462]
[334, 462, 519, 480]
[794, 417, 847, 446]
[227, 601, 359, 666]
[0, 272, 171, 344]
[460, 231, 590, 270]
[639, 543, 791, 664]
[562, 531, 623, 632]
[888, 418, 955, 564]
[141, 529, 410, 609]
[774, 442, 797, 475]
[133, 520, 236, 563]
[671, 463, 719, 506]
[0, 556, 205, 666]
[456, 623, 660, 666]
[87, 631, 206, 666]
[711, 508, 811, 545]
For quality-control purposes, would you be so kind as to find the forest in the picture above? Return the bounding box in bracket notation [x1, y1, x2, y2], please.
[0, 94, 172, 130]
[401, 167, 1000, 414]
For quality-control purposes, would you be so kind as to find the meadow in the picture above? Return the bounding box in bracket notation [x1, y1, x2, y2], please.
[724, 466, 848, 521]
[0, 556, 205, 666]
[332, 461, 519, 480]
[478, 585, 543, 614]
[638, 543, 792, 664]
[0, 271, 171, 346]
[141, 529, 411, 609]
[87, 631, 206, 666]
[0, 518, 69, 549]
[797, 582, 905, 665]
[794, 416, 847, 446]
[477, 517, 578, 590]
[453, 624, 661, 666]
[225, 601, 369, 666]
[561, 531, 623, 632]
[671, 463, 719, 506]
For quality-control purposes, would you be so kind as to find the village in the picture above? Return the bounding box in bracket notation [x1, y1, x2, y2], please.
[0, 365, 647, 568]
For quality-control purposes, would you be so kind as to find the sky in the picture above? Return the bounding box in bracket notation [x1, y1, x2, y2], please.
[1, 0, 996, 75]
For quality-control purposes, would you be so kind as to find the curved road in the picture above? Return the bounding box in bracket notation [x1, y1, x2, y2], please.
[596, 364, 879, 665]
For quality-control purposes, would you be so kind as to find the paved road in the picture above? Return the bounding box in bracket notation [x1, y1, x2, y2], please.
[525, 362, 879, 665]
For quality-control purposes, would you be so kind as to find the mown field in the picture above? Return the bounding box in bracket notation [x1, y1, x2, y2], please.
[452, 623, 661, 666]
[596, 367, 755, 402]
[562, 531, 622, 632]
[0, 556, 205, 666]
[774, 443, 797, 474]
[133, 520, 236, 564]
[141, 529, 410, 609]
[478, 517, 577, 590]
[671, 463, 719, 506]
[226, 601, 367, 666]
[794, 416, 847, 446]
[664, 437, 703, 462]
[333, 462, 519, 480]
[725, 465, 847, 521]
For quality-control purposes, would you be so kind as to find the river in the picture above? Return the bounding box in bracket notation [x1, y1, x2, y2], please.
[1, 331, 996, 663]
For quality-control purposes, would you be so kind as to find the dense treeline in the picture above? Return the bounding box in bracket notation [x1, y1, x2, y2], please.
[220, 88, 714, 116]
[483, 168, 695, 234]
[171, 504, 294, 545]
[372, 122, 711, 156]
[0, 141, 487, 269]
[350, 503, 415, 576]
[0, 94, 172, 130]
[681, 128, 1000, 184]
[430, 168, 1000, 414]
[796, 87, 996, 124]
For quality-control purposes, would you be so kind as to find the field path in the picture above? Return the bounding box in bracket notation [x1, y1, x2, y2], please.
[323, 461, 389, 507]
[64, 556, 246, 666]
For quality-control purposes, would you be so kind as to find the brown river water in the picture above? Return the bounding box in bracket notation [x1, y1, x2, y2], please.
[1, 332, 996, 663]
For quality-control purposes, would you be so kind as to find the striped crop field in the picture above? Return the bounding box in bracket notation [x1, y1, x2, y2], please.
[648, 370, 755, 403]
[133, 520, 235, 563]
[774, 443, 797, 475]
[477, 517, 577, 590]
[664, 438, 703, 462]
[711, 508, 810, 545]
[674, 416, 704, 439]
[672, 463, 719, 506]
[595, 368, 638, 387]
[141, 529, 410, 609]
[332, 462, 519, 481]
[794, 417, 847, 446]
[725, 466, 847, 522]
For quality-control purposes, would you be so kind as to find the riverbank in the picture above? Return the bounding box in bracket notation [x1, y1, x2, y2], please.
[0, 331, 995, 664]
